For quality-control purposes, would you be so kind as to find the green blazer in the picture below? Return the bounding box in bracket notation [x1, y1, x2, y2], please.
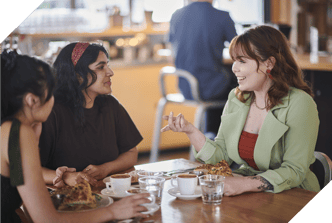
[194, 87, 320, 193]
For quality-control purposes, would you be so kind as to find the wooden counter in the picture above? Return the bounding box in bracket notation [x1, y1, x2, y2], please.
[295, 54, 332, 72]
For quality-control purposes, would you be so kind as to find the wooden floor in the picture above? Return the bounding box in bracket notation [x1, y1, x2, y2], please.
[136, 147, 190, 165]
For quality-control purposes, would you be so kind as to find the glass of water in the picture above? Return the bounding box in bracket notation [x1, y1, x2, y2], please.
[138, 177, 165, 205]
[199, 175, 225, 205]
[137, 170, 164, 179]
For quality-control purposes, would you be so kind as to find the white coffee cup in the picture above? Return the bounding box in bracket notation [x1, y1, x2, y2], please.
[107, 174, 131, 196]
[171, 174, 197, 195]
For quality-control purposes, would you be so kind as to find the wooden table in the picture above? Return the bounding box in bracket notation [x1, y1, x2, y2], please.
[127, 159, 317, 223]
[48, 158, 317, 222]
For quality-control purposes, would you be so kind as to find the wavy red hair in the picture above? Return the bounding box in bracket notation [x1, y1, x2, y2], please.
[229, 25, 313, 110]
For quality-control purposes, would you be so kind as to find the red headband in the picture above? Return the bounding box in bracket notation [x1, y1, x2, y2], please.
[71, 42, 90, 67]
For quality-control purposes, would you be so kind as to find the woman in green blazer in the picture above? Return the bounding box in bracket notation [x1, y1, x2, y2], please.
[161, 25, 320, 196]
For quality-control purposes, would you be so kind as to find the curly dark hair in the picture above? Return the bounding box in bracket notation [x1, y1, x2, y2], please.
[229, 25, 313, 110]
[1, 50, 55, 122]
[53, 42, 109, 126]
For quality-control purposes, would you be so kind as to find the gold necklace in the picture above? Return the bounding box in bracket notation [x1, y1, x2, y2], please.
[253, 99, 267, 110]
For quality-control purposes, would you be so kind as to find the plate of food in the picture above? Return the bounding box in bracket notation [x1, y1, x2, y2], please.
[51, 180, 113, 212]
[194, 160, 234, 177]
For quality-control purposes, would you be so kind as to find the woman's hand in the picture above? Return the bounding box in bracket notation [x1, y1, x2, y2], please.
[161, 112, 206, 152]
[83, 164, 108, 180]
[53, 166, 76, 188]
[161, 112, 194, 134]
[223, 176, 274, 197]
[62, 171, 97, 187]
[223, 177, 247, 197]
[108, 193, 151, 220]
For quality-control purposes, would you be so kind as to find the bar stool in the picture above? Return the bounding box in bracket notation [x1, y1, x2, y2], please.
[150, 66, 227, 162]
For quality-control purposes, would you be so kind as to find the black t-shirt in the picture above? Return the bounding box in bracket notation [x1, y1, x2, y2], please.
[39, 95, 143, 171]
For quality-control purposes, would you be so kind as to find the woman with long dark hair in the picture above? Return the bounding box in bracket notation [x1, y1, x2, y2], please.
[39, 42, 143, 187]
[161, 25, 320, 195]
[1, 50, 150, 223]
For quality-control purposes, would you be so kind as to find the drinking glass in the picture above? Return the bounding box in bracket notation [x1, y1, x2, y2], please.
[199, 175, 225, 205]
[138, 177, 165, 205]
[137, 170, 164, 178]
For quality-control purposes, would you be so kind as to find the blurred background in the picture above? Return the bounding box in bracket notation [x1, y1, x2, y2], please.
[2, 0, 332, 162]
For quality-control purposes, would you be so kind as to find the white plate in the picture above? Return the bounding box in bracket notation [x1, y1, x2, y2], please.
[58, 194, 113, 212]
[101, 186, 138, 199]
[168, 187, 202, 200]
[141, 203, 160, 215]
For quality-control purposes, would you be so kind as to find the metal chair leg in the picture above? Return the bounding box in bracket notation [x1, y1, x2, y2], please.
[189, 145, 196, 162]
[150, 97, 167, 163]
[194, 105, 207, 133]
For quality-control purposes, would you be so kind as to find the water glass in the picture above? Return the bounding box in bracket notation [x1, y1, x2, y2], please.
[199, 175, 225, 205]
[138, 177, 165, 205]
[137, 170, 164, 178]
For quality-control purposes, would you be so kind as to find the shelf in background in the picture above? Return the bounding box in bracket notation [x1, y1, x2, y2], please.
[24, 24, 169, 39]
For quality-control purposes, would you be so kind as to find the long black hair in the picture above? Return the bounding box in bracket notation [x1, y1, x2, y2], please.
[1, 50, 55, 123]
[53, 42, 109, 126]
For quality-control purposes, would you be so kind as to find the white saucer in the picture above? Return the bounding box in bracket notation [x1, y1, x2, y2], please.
[141, 203, 160, 215]
[168, 187, 202, 200]
[101, 188, 132, 199]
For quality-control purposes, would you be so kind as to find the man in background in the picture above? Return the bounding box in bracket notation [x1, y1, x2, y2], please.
[168, 0, 237, 138]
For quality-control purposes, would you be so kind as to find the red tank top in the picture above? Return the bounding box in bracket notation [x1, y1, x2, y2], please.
[238, 130, 259, 170]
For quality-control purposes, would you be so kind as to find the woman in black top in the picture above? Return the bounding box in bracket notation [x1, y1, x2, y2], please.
[1, 50, 150, 223]
[39, 42, 143, 187]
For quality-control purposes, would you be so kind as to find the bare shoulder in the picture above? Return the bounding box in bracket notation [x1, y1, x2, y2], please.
[1, 122, 12, 171]
[1, 121, 37, 174]
[1, 121, 17, 156]
[1, 121, 35, 138]
[1, 121, 12, 137]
